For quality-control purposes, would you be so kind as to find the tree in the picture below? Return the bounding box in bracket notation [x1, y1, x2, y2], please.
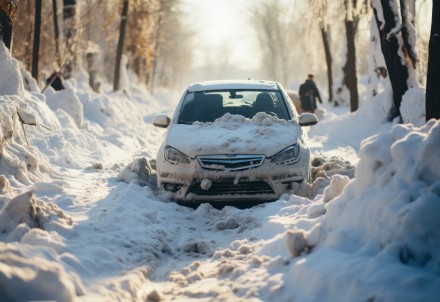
[425, 0, 440, 121]
[148, 1, 162, 92]
[150, 0, 193, 90]
[52, 0, 62, 67]
[320, 25, 333, 103]
[63, 0, 77, 78]
[342, 0, 359, 112]
[114, 0, 129, 91]
[0, 0, 18, 51]
[307, 0, 334, 103]
[372, 0, 418, 121]
[124, 0, 161, 87]
[32, 0, 42, 81]
[249, 0, 294, 86]
[334, 0, 368, 112]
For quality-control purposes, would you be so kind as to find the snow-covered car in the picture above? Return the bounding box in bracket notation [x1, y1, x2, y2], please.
[153, 80, 318, 205]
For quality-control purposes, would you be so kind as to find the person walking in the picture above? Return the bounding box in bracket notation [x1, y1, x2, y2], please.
[299, 74, 322, 114]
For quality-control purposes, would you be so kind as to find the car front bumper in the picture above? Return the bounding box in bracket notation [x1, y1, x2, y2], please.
[156, 148, 310, 204]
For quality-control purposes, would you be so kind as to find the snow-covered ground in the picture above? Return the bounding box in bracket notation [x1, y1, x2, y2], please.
[0, 43, 439, 302]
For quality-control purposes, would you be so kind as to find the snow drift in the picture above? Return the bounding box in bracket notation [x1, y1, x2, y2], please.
[279, 120, 440, 301]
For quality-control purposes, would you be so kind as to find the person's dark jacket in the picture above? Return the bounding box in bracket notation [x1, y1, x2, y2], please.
[299, 80, 322, 111]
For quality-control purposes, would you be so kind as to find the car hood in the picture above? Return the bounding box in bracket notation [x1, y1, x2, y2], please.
[166, 114, 300, 158]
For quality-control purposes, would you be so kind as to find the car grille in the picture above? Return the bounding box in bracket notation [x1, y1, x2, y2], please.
[197, 154, 265, 171]
[187, 180, 275, 196]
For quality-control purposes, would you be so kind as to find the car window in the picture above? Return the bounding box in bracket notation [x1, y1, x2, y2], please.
[178, 90, 290, 124]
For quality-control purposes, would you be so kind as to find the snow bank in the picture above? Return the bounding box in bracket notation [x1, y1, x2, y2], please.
[45, 85, 84, 127]
[0, 191, 72, 241]
[0, 41, 164, 300]
[0, 243, 84, 302]
[0, 43, 24, 96]
[279, 120, 440, 301]
[0, 47, 54, 186]
[0, 191, 80, 301]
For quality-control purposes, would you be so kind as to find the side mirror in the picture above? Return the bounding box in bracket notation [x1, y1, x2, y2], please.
[153, 114, 171, 128]
[299, 113, 318, 126]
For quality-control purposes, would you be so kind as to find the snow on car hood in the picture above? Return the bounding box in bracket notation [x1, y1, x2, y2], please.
[167, 113, 299, 158]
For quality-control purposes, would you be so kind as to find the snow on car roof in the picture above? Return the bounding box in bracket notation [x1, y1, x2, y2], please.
[188, 80, 279, 92]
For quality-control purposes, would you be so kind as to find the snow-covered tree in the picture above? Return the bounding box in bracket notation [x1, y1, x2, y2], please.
[425, 0, 440, 121]
[371, 0, 419, 121]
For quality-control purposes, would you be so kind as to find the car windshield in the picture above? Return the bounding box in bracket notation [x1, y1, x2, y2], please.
[178, 90, 290, 124]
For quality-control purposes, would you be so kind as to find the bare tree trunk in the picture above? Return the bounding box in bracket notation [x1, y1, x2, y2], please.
[149, 10, 162, 93]
[134, 56, 142, 81]
[114, 0, 129, 91]
[373, 3, 409, 121]
[320, 25, 333, 103]
[426, 0, 440, 121]
[32, 0, 42, 81]
[52, 0, 62, 67]
[0, 0, 17, 51]
[0, 18, 12, 51]
[23, 1, 34, 68]
[63, 0, 76, 78]
[335, 0, 359, 111]
[344, 18, 359, 112]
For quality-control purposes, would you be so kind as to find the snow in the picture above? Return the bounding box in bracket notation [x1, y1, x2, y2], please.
[167, 112, 297, 157]
[400, 86, 426, 126]
[0, 40, 439, 302]
[188, 80, 279, 92]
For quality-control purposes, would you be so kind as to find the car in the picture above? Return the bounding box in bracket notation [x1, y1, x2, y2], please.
[153, 80, 318, 206]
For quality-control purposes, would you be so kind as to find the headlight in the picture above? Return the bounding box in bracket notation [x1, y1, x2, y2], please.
[271, 144, 300, 165]
[164, 146, 190, 164]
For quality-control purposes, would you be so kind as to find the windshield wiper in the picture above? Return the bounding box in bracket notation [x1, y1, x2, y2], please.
[178, 120, 194, 125]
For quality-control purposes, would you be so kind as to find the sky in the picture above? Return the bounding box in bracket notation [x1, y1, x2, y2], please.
[180, 0, 259, 69]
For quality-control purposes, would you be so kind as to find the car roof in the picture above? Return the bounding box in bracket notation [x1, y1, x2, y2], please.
[187, 80, 280, 92]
